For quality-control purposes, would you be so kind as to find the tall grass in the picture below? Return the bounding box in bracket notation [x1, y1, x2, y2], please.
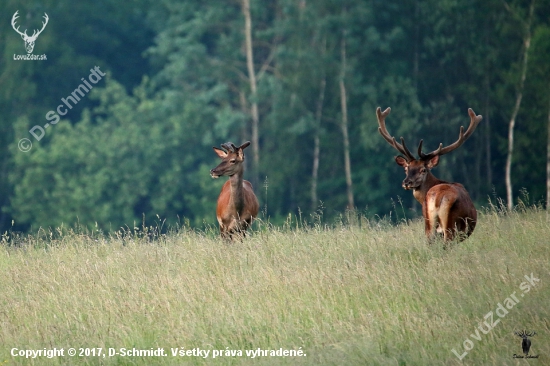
[0, 205, 548, 365]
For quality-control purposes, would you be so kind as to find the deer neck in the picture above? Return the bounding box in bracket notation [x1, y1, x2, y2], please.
[412, 172, 447, 205]
[229, 169, 245, 214]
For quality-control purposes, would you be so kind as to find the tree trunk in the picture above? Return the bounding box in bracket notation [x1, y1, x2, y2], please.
[311, 78, 326, 211]
[239, 90, 249, 169]
[485, 96, 492, 190]
[413, 0, 420, 92]
[339, 35, 354, 210]
[505, 0, 535, 211]
[547, 89, 550, 210]
[242, 0, 259, 187]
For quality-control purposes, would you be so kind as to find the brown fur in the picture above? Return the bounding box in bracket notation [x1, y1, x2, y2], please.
[215, 179, 259, 240]
[377, 107, 482, 243]
[397, 158, 477, 242]
[210, 142, 259, 241]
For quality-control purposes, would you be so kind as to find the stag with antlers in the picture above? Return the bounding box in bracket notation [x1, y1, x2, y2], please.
[515, 330, 536, 356]
[11, 11, 49, 54]
[210, 142, 259, 241]
[376, 107, 482, 242]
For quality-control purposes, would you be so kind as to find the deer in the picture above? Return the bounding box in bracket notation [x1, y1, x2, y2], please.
[11, 11, 49, 54]
[376, 107, 482, 243]
[514, 330, 536, 356]
[210, 141, 259, 241]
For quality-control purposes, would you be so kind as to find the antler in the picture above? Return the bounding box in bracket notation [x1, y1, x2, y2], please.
[11, 11, 48, 40]
[239, 141, 251, 150]
[31, 13, 49, 39]
[220, 141, 250, 152]
[220, 143, 235, 153]
[418, 108, 482, 160]
[515, 330, 536, 338]
[376, 107, 415, 161]
[11, 11, 26, 37]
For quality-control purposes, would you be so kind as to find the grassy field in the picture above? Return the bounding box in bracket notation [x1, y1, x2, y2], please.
[0, 206, 548, 365]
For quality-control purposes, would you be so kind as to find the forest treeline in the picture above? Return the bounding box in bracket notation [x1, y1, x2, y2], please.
[1, 0, 549, 232]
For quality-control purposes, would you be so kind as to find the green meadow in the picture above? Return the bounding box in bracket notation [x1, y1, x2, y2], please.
[0, 205, 548, 365]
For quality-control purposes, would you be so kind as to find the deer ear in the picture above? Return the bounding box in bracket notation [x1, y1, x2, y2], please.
[213, 147, 227, 159]
[395, 156, 408, 168]
[427, 155, 440, 169]
[239, 141, 251, 150]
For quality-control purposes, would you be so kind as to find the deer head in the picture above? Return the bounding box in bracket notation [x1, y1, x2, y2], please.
[210, 141, 250, 178]
[376, 107, 482, 190]
[12, 11, 49, 54]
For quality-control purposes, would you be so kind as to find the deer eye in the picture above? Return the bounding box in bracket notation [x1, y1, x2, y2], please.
[230, 159, 236, 164]
[420, 168, 426, 173]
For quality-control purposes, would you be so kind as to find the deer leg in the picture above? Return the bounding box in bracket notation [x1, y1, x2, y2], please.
[424, 216, 438, 244]
[221, 229, 231, 242]
[451, 218, 468, 242]
[466, 217, 476, 237]
[235, 229, 246, 242]
[438, 214, 452, 242]
[219, 222, 234, 242]
[424, 201, 440, 243]
[221, 217, 239, 242]
[438, 196, 458, 242]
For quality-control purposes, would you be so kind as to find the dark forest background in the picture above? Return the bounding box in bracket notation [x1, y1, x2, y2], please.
[1, 0, 549, 232]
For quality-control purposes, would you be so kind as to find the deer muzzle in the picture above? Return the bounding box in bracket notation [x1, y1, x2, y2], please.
[210, 169, 220, 179]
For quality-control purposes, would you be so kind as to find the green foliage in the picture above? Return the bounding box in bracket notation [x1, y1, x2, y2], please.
[1, 0, 549, 231]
